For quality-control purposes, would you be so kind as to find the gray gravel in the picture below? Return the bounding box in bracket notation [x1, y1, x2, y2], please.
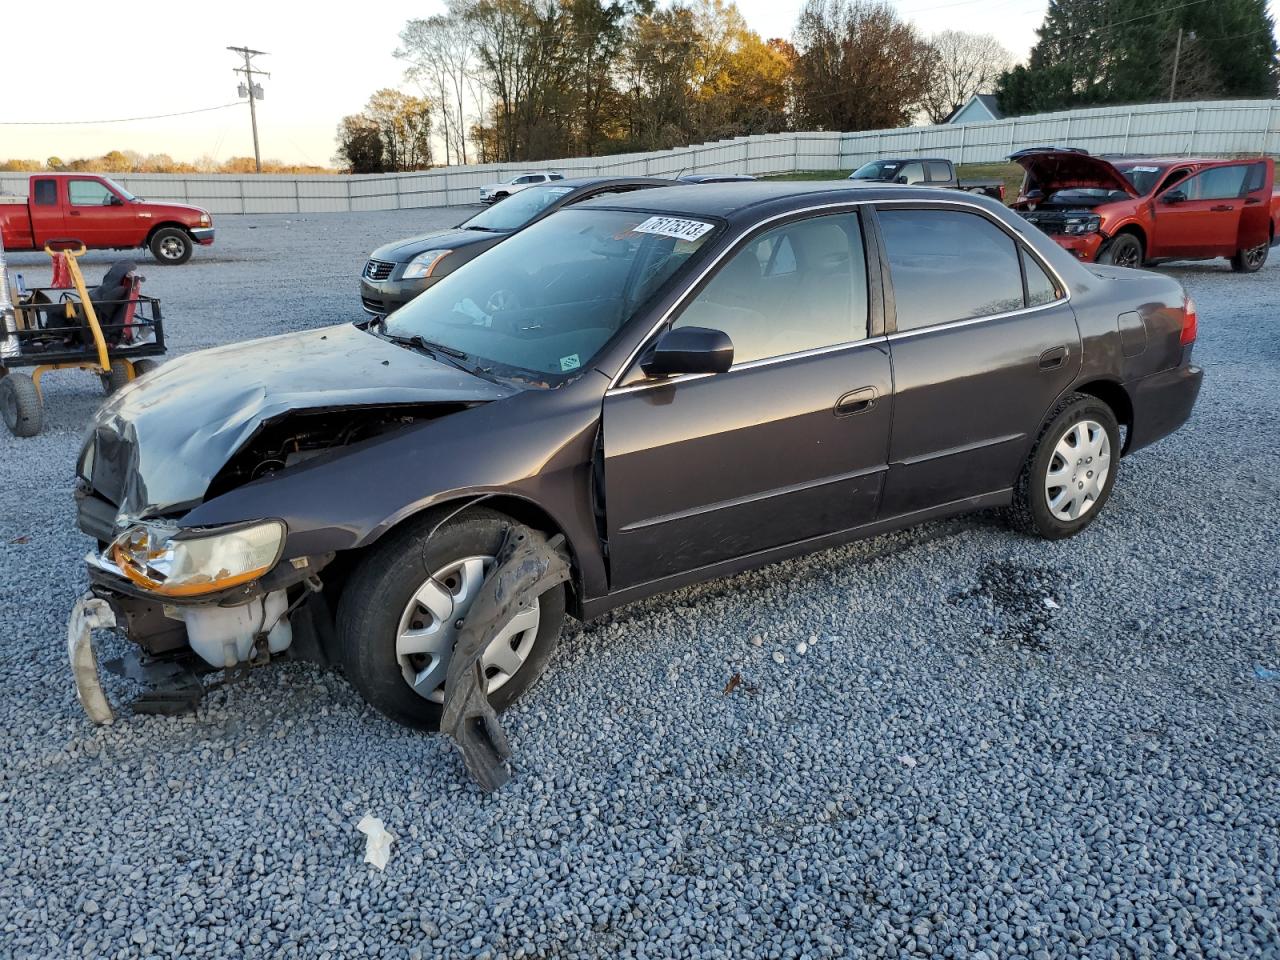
[1, 213, 1278, 959]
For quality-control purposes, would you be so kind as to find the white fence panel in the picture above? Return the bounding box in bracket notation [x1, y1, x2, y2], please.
[1, 98, 1276, 215]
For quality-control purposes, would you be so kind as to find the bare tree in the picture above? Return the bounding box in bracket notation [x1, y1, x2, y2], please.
[398, 8, 478, 166]
[921, 30, 1013, 124]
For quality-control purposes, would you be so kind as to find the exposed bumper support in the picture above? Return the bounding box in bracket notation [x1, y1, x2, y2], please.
[67, 593, 116, 724]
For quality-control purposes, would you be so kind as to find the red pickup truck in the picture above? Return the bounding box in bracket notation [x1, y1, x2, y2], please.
[1011, 149, 1279, 273]
[0, 174, 213, 265]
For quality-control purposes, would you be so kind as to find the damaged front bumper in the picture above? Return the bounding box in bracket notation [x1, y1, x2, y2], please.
[68, 546, 334, 723]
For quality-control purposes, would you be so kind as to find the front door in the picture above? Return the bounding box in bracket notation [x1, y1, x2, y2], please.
[601, 210, 893, 590]
[873, 204, 1081, 517]
[65, 178, 123, 247]
[1149, 163, 1254, 259]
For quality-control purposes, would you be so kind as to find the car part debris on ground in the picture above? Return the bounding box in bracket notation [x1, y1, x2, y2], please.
[441, 525, 570, 792]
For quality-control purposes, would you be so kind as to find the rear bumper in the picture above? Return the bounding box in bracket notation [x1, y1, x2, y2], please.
[1126, 361, 1203, 454]
[191, 227, 215, 246]
[1050, 232, 1105, 261]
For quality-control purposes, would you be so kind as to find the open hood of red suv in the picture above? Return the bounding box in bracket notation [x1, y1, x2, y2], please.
[1011, 149, 1139, 198]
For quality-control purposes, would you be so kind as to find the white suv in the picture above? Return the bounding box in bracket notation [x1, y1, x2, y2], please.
[479, 172, 564, 204]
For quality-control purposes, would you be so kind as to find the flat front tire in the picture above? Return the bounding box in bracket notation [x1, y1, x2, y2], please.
[336, 508, 566, 730]
[1099, 233, 1143, 269]
[1007, 393, 1120, 540]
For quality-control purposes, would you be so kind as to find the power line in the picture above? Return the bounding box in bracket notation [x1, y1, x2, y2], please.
[0, 102, 241, 126]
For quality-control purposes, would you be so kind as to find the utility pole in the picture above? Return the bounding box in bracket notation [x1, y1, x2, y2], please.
[1169, 28, 1183, 102]
[228, 46, 269, 173]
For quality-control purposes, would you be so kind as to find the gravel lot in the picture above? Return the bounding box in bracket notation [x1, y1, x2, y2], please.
[1, 212, 1277, 960]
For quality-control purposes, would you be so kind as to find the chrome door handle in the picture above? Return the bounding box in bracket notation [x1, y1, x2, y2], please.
[835, 387, 877, 416]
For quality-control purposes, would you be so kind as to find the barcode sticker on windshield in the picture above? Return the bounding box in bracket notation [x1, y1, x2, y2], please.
[632, 216, 714, 242]
[1130, 166, 1160, 172]
[560, 353, 581, 371]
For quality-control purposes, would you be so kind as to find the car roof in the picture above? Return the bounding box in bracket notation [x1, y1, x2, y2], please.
[574, 180, 959, 218]
[552, 176, 674, 191]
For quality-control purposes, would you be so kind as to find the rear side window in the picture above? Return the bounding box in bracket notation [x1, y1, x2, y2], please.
[926, 161, 951, 182]
[33, 179, 57, 205]
[878, 208, 1025, 331]
[1022, 251, 1061, 307]
[674, 212, 869, 364]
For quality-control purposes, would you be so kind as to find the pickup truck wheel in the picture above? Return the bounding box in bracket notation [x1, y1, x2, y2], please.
[1230, 241, 1268, 273]
[336, 508, 567, 730]
[0, 373, 43, 437]
[100, 359, 133, 395]
[1007, 393, 1119, 540]
[149, 227, 192, 265]
[1099, 233, 1143, 269]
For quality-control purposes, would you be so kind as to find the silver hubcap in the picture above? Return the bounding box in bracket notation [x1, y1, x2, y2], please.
[1045, 419, 1111, 522]
[395, 554, 540, 704]
[159, 237, 185, 259]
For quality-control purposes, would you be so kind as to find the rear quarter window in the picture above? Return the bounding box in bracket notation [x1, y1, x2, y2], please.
[33, 180, 57, 205]
[926, 161, 951, 182]
[878, 208, 1026, 331]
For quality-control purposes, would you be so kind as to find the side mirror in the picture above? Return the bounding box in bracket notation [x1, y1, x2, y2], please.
[894, 175, 909, 184]
[641, 326, 733, 378]
[108, 195, 123, 206]
[1163, 190, 1186, 205]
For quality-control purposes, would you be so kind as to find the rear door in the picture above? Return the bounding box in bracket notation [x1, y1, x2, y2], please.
[1150, 163, 1254, 258]
[27, 177, 64, 245]
[601, 209, 893, 590]
[873, 203, 1081, 517]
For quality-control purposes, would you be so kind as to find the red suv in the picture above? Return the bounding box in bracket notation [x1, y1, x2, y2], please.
[1011, 149, 1278, 273]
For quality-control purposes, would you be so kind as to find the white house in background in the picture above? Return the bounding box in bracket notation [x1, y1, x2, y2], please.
[944, 93, 1004, 125]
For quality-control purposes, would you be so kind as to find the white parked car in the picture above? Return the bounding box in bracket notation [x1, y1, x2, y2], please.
[478, 172, 564, 204]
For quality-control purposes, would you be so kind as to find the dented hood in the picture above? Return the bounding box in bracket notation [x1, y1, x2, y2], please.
[1011, 149, 1138, 197]
[84, 323, 515, 521]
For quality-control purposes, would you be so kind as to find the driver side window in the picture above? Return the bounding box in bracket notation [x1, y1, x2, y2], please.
[672, 212, 869, 366]
[898, 162, 926, 185]
[69, 180, 113, 206]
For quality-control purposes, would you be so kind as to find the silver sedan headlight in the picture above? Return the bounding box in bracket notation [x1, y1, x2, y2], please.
[401, 249, 453, 280]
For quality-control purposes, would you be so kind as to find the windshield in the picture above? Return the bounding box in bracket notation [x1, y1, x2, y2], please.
[102, 177, 137, 201]
[851, 161, 901, 180]
[1115, 164, 1166, 195]
[383, 208, 718, 382]
[461, 186, 575, 232]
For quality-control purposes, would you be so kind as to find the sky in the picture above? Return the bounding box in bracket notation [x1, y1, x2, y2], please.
[1, 0, 1065, 166]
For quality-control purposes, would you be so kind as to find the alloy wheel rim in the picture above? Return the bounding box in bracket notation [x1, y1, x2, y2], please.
[1115, 242, 1139, 268]
[1245, 243, 1267, 268]
[1044, 419, 1111, 522]
[159, 237, 185, 260]
[395, 554, 540, 704]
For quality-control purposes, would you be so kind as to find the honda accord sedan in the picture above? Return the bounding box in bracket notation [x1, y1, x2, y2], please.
[71, 183, 1202, 729]
[359, 176, 669, 316]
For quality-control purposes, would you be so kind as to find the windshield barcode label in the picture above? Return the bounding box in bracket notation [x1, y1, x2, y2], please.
[632, 217, 714, 242]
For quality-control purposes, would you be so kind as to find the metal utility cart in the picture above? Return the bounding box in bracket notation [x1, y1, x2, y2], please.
[1, 237, 165, 437]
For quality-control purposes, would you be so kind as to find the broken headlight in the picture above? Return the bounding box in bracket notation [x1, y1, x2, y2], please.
[109, 519, 285, 597]
[1062, 214, 1102, 235]
[402, 250, 453, 280]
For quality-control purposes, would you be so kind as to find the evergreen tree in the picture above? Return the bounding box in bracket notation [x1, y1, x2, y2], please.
[998, 0, 1277, 115]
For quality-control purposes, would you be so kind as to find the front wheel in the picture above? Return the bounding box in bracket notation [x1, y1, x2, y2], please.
[101, 359, 133, 395]
[1099, 233, 1144, 269]
[336, 508, 566, 730]
[149, 227, 193, 265]
[1230, 241, 1268, 273]
[1007, 393, 1120, 540]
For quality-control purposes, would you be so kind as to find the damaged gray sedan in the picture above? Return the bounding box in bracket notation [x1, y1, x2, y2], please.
[70, 183, 1202, 729]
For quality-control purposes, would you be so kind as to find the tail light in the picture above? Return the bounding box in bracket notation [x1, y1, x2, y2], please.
[1180, 295, 1198, 345]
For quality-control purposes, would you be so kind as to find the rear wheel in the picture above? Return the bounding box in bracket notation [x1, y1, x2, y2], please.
[1099, 233, 1143, 269]
[1230, 241, 1268, 273]
[0, 373, 42, 437]
[336, 508, 566, 730]
[149, 227, 192, 265]
[1007, 393, 1120, 540]
[101, 359, 133, 395]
